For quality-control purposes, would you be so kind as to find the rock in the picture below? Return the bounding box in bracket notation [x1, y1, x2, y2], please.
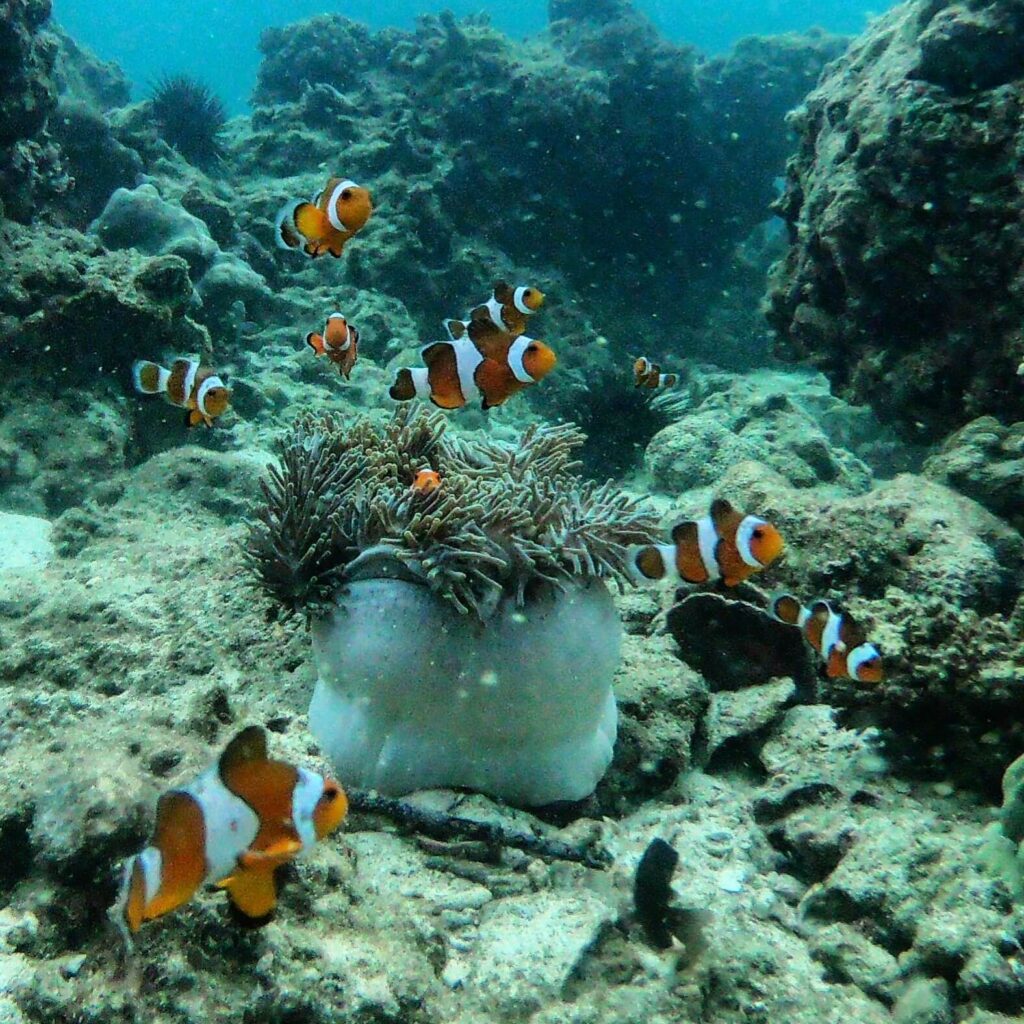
[47, 98, 142, 224]
[90, 182, 219, 277]
[0, 513, 53, 572]
[644, 371, 873, 496]
[809, 921, 902, 1003]
[605, 632, 707, 807]
[0, 0, 62, 219]
[924, 417, 1024, 533]
[443, 890, 614, 1014]
[704, 678, 796, 761]
[666, 592, 816, 694]
[892, 976, 954, 1024]
[767, 0, 1024, 440]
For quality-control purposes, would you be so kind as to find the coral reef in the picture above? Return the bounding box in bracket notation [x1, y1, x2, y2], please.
[767, 0, 1024, 441]
[246, 407, 659, 618]
[0, 0, 64, 219]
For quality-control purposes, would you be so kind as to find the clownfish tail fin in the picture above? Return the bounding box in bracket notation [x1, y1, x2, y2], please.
[390, 368, 416, 402]
[132, 360, 169, 395]
[274, 199, 304, 252]
[768, 592, 804, 626]
[306, 332, 326, 356]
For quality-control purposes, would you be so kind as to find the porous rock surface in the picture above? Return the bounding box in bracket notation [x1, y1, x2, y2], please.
[767, 0, 1024, 442]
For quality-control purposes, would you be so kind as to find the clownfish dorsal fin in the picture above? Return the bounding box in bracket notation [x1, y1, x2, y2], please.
[492, 280, 513, 304]
[709, 498, 740, 534]
[219, 726, 268, 783]
[670, 520, 699, 548]
[838, 612, 867, 648]
[445, 319, 466, 340]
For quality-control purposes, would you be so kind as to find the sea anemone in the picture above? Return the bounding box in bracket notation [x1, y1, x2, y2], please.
[149, 74, 226, 166]
[245, 406, 659, 620]
[245, 407, 660, 805]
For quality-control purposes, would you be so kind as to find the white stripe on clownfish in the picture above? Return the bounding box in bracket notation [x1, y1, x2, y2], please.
[184, 764, 261, 883]
[138, 846, 163, 904]
[485, 295, 506, 329]
[513, 286, 532, 316]
[197, 375, 226, 417]
[736, 515, 769, 568]
[180, 360, 200, 409]
[409, 367, 431, 400]
[696, 515, 721, 582]
[292, 767, 325, 852]
[846, 643, 881, 679]
[447, 336, 483, 404]
[326, 179, 358, 232]
[821, 606, 843, 659]
[507, 336, 534, 383]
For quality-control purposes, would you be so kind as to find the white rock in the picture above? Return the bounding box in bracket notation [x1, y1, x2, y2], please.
[446, 890, 614, 1014]
[0, 512, 54, 573]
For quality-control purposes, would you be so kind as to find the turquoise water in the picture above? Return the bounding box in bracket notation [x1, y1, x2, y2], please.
[54, 0, 893, 112]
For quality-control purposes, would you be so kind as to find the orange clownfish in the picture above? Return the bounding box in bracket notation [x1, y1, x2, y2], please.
[389, 334, 556, 411]
[132, 358, 231, 428]
[112, 726, 347, 947]
[630, 498, 784, 587]
[410, 468, 441, 495]
[306, 312, 360, 379]
[445, 281, 545, 346]
[634, 356, 678, 389]
[770, 594, 884, 683]
[275, 177, 372, 259]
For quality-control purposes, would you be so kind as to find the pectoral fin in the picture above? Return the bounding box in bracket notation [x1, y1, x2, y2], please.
[222, 869, 278, 924]
[237, 837, 302, 872]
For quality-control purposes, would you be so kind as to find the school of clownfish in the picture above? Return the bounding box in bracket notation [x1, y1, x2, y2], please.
[116, 172, 885, 949]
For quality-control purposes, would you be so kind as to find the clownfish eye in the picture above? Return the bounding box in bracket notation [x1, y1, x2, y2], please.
[752, 528, 765, 539]
[524, 289, 534, 299]
[527, 343, 538, 353]
[341, 188, 353, 201]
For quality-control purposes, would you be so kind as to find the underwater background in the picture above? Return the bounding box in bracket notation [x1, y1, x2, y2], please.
[3, 0, 1024, 1022]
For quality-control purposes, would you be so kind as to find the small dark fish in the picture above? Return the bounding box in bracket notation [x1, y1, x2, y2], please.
[633, 837, 679, 949]
[633, 837, 711, 960]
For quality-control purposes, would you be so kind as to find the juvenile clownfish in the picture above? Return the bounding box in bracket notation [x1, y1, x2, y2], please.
[634, 356, 678, 390]
[112, 726, 347, 948]
[410, 468, 441, 495]
[389, 334, 556, 411]
[275, 177, 372, 259]
[306, 312, 360, 380]
[770, 594, 884, 683]
[132, 358, 230, 428]
[630, 498, 784, 588]
[445, 281, 545, 346]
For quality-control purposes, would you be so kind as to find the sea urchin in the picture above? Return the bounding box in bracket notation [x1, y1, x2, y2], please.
[150, 73, 226, 166]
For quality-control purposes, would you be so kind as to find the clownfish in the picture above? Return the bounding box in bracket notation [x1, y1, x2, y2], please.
[630, 498, 784, 587]
[634, 357, 678, 389]
[132, 358, 230, 428]
[411, 468, 441, 494]
[306, 312, 360, 379]
[770, 594, 884, 683]
[389, 334, 556, 411]
[445, 281, 545, 346]
[112, 726, 347, 948]
[274, 177, 372, 259]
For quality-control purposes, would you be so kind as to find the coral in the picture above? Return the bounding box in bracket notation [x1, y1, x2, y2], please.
[644, 368, 875, 496]
[149, 73, 226, 167]
[766, 0, 1024, 441]
[245, 407, 660, 618]
[717, 460, 1024, 791]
